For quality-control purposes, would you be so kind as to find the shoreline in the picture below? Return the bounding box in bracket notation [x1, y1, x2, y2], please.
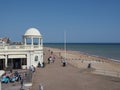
[44, 43, 120, 61]
[44, 47, 120, 77]
[44, 46, 120, 63]
[31, 47, 120, 90]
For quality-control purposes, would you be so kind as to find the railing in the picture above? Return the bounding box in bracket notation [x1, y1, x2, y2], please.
[24, 70, 33, 83]
[17, 70, 33, 89]
[0, 45, 43, 50]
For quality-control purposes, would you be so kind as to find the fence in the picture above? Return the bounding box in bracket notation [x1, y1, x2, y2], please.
[20, 70, 33, 90]
[24, 70, 33, 83]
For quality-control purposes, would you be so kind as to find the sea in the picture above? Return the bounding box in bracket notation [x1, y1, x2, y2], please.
[44, 43, 120, 61]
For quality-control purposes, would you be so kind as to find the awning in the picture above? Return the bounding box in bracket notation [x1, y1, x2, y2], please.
[8, 55, 26, 58]
[0, 55, 5, 59]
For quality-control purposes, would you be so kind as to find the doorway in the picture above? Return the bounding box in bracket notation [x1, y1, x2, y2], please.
[8, 58, 21, 69]
[0, 59, 5, 70]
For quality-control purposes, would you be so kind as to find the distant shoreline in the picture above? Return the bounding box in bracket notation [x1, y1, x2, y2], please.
[44, 42, 120, 44]
[44, 46, 120, 63]
[44, 46, 120, 77]
[44, 43, 120, 61]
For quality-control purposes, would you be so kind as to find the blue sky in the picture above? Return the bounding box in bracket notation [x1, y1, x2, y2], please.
[0, 0, 120, 43]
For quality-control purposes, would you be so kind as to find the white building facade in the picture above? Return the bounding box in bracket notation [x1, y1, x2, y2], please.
[0, 28, 43, 70]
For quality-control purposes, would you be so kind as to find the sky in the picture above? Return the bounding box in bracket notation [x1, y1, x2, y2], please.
[0, 0, 120, 43]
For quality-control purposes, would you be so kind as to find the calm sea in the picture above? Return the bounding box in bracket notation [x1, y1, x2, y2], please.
[44, 43, 120, 61]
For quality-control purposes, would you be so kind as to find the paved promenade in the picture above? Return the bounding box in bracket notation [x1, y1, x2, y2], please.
[2, 48, 120, 90]
[31, 48, 120, 90]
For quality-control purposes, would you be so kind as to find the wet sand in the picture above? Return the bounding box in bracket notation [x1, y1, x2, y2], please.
[31, 47, 120, 90]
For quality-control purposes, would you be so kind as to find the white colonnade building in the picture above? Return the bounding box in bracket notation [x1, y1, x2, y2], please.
[0, 28, 43, 70]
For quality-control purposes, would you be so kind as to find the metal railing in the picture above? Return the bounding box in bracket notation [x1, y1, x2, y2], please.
[17, 70, 33, 90]
[24, 70, 33, 83]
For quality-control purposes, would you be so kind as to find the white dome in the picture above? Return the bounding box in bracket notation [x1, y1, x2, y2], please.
[24, 28, 41, 36]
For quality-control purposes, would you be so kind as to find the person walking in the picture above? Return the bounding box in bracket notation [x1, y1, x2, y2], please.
[20, 77, 24, 89]
[61, 58, 67, 67]
[39, 84, 43, 90]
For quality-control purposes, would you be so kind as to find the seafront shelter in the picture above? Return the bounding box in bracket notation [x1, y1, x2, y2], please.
[0, 28, 43, 70]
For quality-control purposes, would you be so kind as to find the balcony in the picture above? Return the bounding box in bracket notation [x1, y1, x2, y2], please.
[0, 45, 43, 51]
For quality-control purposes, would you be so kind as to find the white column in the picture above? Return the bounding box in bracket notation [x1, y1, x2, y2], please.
[0, 71, 5, 90]
[5, 55, 8, 68]
[29, 52, 33, 66]
[24, 38, 27, 45]
[27, 53, 30, 69]
[41, 39, 43, 47]
[31, 37, 33, 46]
[38, 38, 40, 46]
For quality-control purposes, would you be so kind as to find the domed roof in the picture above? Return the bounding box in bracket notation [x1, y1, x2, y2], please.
[24, 28, 41, 37]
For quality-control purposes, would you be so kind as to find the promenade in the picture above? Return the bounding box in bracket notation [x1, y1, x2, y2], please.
[1, 47, 120, 90]
[31, 48, 120, 90]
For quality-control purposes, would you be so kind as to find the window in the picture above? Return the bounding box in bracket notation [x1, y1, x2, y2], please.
[35, 55, 38, 61]
[22, 59, 27, 65]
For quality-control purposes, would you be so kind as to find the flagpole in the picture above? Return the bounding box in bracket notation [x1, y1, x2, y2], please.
[64, 31, 66, 60]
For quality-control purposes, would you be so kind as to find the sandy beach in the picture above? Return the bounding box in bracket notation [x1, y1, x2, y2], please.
[46, 47, 120, 77]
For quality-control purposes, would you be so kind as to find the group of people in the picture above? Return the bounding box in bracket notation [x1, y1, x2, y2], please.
[38, 62, 45, 68]
[1, 70, 23, 84]
[47, 56, 55, 64]
[47, 55, 67, 67]
[47, 50, 55, 64]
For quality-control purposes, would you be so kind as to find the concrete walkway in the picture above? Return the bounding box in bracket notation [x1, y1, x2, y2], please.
[2, 81, 31, 90]
[3, 86, 31, 90]
[31, 48, 120, 90]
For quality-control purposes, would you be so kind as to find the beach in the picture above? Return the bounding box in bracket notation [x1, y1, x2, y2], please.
[31, 47, 120, 90]
[2, 47, 120, 90]
[46, 47, 120, 77]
